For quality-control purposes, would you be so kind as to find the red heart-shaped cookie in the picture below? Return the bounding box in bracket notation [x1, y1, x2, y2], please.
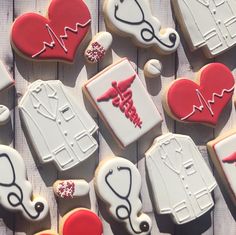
[11, 0, 91, 63]
[35, 209, 103, 235]
[165, 63, 235, 126]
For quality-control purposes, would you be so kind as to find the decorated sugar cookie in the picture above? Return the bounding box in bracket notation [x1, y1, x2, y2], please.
[0, 105, 10, 125]
[172, 0, 236, 57]
[144, 59, 162, 78]
[19, 80, 98, 171]
[0, 62, 14, 92]
[85, 32, 113, 63]
[11, 0, 91, 63]
[94, 157, 152, 235]
[53, 179, 90, 199]
[207, 131, 236, 206]
[35, 209, 103, 235]
[146, 133, 217, 224]
[83, 58, 162, 148]
[0, 145, 48, 221]
[163, 63, 235, 126]
[103, 0, 180, 54]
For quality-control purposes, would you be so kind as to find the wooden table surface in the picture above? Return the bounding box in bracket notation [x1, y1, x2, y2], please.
[0, 0, 235, 234]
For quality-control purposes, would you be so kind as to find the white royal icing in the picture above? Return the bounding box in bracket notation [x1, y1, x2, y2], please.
[0, 145, 48, 221]
[53, 179, 90, 199]
[145, 133, 217, 224]
[0, 105, 10, 125]
[19, 80, 98, 171]
[95, 157, 152, 235]
[173, 0, 236, 57]
[84, 58, 162, 148]
[144, 59, 162, 78]
[103, 0, 180, 54]
[212, 133, 236, 202]
[32, 20, 91, 58]
[0, 62, 14, 92]
[85, 32, 113, 63]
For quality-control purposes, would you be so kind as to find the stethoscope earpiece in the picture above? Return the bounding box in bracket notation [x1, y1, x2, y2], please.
[35, 202, 44, 213]
[140, 221, 150, 233]
[169, 33, 177, 43]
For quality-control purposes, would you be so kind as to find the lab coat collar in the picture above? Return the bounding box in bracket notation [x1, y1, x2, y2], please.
[30, 81, 58, 120]
[158, 136, 183, 174]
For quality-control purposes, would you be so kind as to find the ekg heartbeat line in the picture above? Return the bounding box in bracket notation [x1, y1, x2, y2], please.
[181, 86, 235, 120]
[32, 19, 91, 58]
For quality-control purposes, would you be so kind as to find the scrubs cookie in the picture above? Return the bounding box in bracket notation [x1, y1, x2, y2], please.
[11, 0, 91, 63]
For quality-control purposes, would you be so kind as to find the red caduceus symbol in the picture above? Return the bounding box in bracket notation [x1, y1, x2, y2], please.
[97, 75, 142, 128]
[222, 152, 236, 166]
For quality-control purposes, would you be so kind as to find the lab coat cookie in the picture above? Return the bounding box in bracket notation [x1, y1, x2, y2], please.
[83, 58, 162, 148]
[103, 0, 180, 54]
[0, 145, 48, 221]
[146, 133, 217, 224]
[11, 0, 91, 63]
[94, 157, 152, 235]
[172, 0, 236, 57]
[19, 80, 98, 171]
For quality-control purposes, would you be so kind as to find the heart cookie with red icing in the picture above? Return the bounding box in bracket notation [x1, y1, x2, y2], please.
[35, 209, 103, 235]
[163, 63, 235, 126]
[11, 0, 91, 63]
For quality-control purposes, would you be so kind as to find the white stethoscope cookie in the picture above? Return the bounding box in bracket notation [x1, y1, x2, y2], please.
[95, 157, 152, 235]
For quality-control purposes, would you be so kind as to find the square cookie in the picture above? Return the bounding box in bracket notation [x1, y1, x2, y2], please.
[83, 58, 162, 148]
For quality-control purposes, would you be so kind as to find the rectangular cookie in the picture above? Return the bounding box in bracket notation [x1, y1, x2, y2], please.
[207, 131, 236, 207]
[83, 58, 162, 148]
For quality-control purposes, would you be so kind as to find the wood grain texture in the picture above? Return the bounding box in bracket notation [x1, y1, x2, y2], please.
[0, 0, 234, 235]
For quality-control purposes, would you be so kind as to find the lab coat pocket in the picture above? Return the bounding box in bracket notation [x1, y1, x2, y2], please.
[53, 145, 76, 170]
[183, 160, 196, 176]
[195, 189, 213, 211]
[74, 131, 97, 160]
[204, 29, 222, 51]
[173, 201, 191, 224]
[225, 17, 236, 38]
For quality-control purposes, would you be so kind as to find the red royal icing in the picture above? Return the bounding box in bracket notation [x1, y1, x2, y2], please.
[62, 209, 103, 235]
[36, 209, 103, 235]
[86, 42, 106, 63]
[222, 152, 236, 164]
[97, 75, 143, 128]
[11, 0, 91, 62]
[167, 63, 235, 126]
